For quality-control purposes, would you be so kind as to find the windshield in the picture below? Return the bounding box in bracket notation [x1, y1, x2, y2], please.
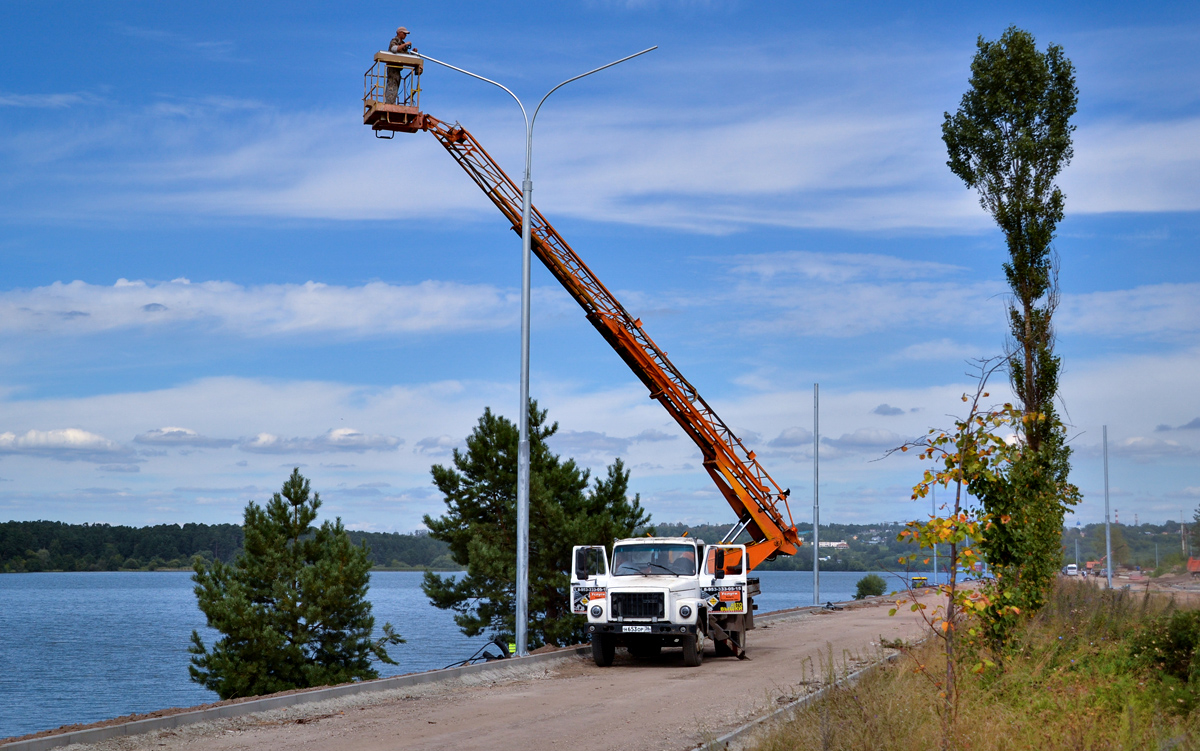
[612, 544, 697, 576]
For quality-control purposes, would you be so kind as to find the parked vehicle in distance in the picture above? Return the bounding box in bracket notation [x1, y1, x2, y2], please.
[1065, 563, 1078, 576]
[1188, 557, 1200, 578]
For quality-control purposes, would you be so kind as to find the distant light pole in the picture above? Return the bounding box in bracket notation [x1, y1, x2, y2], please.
[418, 46, 657, 657]
[813, 383, 820, 606]
[1104, 425, 1113, 589]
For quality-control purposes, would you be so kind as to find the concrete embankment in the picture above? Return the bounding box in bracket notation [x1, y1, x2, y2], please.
[2, 594, 932, 751]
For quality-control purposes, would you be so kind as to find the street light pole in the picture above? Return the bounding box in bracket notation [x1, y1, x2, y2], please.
[419, 46, 656, 657]
[813, 383, 820, 606]
[1104, 425, 1113, 589]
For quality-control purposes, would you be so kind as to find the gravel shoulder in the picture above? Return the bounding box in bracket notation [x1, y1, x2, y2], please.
[50, 594, 936, 751]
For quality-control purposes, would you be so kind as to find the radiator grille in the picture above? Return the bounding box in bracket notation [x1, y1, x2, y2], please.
[611, 592, 664, 619]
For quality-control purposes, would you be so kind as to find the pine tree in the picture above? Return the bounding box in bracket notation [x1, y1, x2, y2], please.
[422, 401, 651, 648]
[188, 469, 403, 699]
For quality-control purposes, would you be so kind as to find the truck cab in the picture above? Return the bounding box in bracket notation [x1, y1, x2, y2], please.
[571, 537, 759, 667]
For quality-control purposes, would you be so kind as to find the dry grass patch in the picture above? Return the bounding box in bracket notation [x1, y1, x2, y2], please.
[751, 581, 1200, 751]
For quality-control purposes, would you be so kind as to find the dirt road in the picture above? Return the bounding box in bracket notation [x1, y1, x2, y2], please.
[76, 597, 934, 751]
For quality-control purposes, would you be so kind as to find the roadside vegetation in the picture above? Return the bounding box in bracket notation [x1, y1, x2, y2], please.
[752, 581, 1200, 750]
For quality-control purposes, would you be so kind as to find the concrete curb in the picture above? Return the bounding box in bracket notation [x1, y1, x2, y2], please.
[2, 596, 894, 751]
[0, 647, 588, 751]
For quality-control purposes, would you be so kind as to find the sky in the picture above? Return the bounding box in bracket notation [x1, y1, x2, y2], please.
[1, 1, 1198, 533]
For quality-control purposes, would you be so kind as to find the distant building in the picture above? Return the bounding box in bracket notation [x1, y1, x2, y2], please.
[818, 540, 850, 550]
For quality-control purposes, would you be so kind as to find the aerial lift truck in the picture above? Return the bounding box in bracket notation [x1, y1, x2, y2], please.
[365, 48, 803, 666]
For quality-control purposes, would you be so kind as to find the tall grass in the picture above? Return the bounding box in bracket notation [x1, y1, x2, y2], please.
[750, 581, 1200, 751]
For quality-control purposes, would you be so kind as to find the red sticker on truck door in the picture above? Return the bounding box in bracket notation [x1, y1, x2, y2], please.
[701, 586, 744, 613]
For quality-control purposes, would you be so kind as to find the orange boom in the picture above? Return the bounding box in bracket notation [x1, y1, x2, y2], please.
[367, 56, 800, 571]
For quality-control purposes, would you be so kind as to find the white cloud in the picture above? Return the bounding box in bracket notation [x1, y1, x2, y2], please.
[768, 427, 813, 448]
[3, 34, 1200, 233]
[728, 251, 963, 283]
[414, 435, 460, 456]
[1063, 118, 1200, 214]
[0, 428, 135, 463]
[631, 429, 678, 443]
[823, 428, 908, 452]
[547, 430, 631, 458]
[238, 428, 403, 455]
[0, 92, 102, 109]
[0, 278, 525, 338]
[1058, 283, 1200, 339]
[720, 251, 1008, 338]
[1107, 436, 1198, 463]
[97, 463, 140, 473]
[894, 339, 987, 362]
[134, 427, 236, 448]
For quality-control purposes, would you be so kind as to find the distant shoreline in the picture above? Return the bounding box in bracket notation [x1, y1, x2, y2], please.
[0, 566, 467, 575]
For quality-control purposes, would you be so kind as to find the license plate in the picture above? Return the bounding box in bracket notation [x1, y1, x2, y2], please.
[622, 625, 651, 633]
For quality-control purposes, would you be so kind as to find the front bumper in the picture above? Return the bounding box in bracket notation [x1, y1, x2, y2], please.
[588, 622, 698, 635]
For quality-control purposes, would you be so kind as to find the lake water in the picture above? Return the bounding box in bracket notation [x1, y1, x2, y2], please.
[0, 569, 915, 739]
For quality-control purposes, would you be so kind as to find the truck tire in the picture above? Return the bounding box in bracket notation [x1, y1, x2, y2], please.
[682, 634, 704, 667]
[592, 634, 615, 667]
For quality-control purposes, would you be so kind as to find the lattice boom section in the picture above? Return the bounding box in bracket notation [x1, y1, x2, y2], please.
[424, 116, 796, 537]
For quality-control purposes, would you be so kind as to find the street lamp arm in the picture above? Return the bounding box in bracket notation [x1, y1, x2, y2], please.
[530, 46, 659, 128]
[417, 53, 529, 130]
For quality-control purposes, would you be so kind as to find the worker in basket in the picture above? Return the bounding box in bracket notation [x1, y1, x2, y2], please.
[384, 26, 418, 105]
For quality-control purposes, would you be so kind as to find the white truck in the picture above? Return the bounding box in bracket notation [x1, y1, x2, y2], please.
[571, 537, 760, 667]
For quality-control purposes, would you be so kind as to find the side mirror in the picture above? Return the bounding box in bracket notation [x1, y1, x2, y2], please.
[715, 570, 725, 580]
[575, 548, 591, 579]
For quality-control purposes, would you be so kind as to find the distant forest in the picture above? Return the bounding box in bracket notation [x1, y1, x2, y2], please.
[4, 517, 1189, 575]
[654, 519, 1191, 574]
[0, 520, 459, 573]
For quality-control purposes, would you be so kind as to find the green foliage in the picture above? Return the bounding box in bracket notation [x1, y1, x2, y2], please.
[0, 520, 243, 573]
[943, 26, 1080, 647]
[189, 469, 402, 700]
[422, 401, 650, 649]
[753, 581, 1200, 751]
[854, 573, 886, 600]
[0, 520, 459, 574]
[1128, 610, 1200, 706]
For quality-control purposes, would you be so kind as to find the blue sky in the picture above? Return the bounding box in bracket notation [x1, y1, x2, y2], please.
[1, 1, 1198, 533]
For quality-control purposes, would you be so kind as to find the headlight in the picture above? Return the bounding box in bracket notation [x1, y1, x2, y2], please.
[590, 604, 603, 618]
[679, 604, 692, 619]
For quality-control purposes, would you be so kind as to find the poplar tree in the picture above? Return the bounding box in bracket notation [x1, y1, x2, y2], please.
[422, 401, 650, 649]
[942, 26, 1081, 639]
[189, 469, 403, 699]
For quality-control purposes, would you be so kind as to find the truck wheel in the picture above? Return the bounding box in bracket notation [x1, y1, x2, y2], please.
[682, 634, 704, 667]
[592, 634, 615, 667]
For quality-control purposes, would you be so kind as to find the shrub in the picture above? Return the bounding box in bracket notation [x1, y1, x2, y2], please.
[854, 573, 886, 600]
